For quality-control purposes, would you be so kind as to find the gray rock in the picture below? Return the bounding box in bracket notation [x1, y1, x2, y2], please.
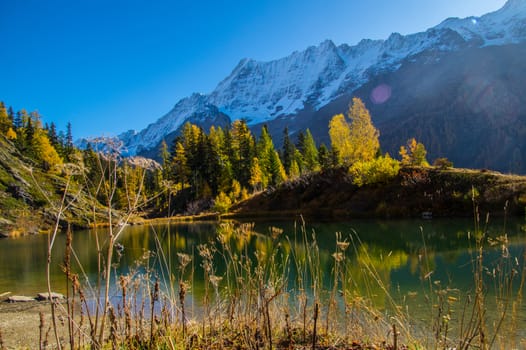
[7, 295, 35, 302]
[36, 292, 65, 301]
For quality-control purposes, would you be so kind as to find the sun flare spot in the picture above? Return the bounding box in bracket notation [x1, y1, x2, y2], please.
[370, 84, 392, 104]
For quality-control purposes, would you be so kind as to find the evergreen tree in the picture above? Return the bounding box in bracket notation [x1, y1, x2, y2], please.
[249, 157, 265, 192]
[281, 127, 296, 175]
[288, 159, 301, 179]
[296, 130, 305, 154]
[256, 125, 275, 186]
[0, 102, 9, 134]
[293, 149, 305, 174]
[160, 140, 171, 179]
[302, 129, 319, 172]
[13, 110, 23, 130]
[47, 122, 61, 155]
[268, 150, 287, 185]
[209, 126, 233, 193]
[7, 106, 14, 126]
[24, 117, 35, 149]
[203, 132, 222, 195]
[230, 120, 255, 188]
[318, 143, 331, 170]
[64, 122, 74, 159]
[172, 141, 189, 191]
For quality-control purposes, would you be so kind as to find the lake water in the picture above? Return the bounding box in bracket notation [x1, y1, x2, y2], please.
[1, 217, 525, 340]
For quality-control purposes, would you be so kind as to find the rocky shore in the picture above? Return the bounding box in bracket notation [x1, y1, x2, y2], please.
[0, 292, 66, 349]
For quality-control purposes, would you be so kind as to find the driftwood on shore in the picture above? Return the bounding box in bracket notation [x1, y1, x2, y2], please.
[4, 292, 64, 303]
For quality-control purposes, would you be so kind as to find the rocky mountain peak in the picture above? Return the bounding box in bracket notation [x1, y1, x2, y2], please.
[81, 1, 526, 167]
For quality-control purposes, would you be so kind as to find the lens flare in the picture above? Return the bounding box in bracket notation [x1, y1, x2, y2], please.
[370, 84, 392, 104]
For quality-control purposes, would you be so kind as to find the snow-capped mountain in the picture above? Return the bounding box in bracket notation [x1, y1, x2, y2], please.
[95, 0, 526, 158]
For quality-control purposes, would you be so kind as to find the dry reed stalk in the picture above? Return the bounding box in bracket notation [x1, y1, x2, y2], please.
[150, 278, 160, 346]
[0, 326, 4, 350]
[38, 311, 45, 350]
[312, 302, 319, 350]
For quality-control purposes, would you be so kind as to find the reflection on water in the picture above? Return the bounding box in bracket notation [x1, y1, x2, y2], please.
[1, 218, 525, 335]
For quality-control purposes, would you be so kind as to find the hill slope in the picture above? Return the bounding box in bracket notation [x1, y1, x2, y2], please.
[0, 136, 105, 236]
[231, 167, 526, 219]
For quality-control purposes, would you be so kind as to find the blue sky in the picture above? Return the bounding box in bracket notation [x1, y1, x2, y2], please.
[0, 0, 507, 139]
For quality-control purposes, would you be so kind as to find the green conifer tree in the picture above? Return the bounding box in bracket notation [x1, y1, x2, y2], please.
[302, 129, 319, 172]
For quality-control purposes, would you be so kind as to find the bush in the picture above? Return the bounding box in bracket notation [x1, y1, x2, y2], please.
[213, 191, 232, 213]
[349, 155, 400, 187]
[433, 157, 453, 169]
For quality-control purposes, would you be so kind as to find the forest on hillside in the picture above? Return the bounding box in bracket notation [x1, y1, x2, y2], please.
[0, 98, 433, 233]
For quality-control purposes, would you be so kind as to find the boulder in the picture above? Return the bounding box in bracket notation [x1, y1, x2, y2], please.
[36, 292, 65, 301]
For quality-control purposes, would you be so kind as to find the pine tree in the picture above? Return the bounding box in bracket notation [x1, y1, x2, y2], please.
[231, 120, 255, 188]
[269, 150, 287, 185]
[203, 133, 222, 194]
[160, 140, 171, 179]
[296, 130, 305, 154]
[24, 117, 35, 149]
[249, 157, 265, 192]
[288, 159, 301, 179]
[302, 129, 319, 172]
[281, 127, 296, 175]
[13, 110, 23, 130]
[7, 106, 14, 126]
[65, 122, 74, 159]
[318, 143, 331, 170]
[256, 125, 276, 186]
[48, 122, 59, 146]
[293, 149, 305, 174]
[172, 141, 189, 191]
[209, 126, 233, 193]
[0, 102, 9, 134]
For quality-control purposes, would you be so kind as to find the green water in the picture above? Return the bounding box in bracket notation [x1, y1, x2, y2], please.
[1, 217, 525, 334]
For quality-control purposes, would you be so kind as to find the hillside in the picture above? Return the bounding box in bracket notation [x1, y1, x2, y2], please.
[231, 166, 526, 219]
[0, 135, 106, 237]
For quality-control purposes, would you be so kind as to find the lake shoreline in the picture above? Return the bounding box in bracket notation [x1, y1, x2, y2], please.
[0, 296, 69, 349]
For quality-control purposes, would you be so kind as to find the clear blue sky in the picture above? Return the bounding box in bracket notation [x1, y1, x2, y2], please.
[0, 0, 507, 139]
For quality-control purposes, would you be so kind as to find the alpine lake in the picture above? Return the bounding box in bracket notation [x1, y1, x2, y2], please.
[1, 216, 525, 342]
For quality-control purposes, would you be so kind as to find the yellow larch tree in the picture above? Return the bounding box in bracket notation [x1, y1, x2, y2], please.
[329, 97, 380, 165]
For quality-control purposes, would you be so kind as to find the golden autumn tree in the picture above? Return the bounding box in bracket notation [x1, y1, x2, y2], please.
[329, 97, 379, 165]
[6, 127, 17, 140]
[32, 129, 63, 170]
[0, 102, 11, 134]
[399, 138, 428, 166]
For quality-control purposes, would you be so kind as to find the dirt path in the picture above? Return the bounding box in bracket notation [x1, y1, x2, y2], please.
[0, 298, 70, 349]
